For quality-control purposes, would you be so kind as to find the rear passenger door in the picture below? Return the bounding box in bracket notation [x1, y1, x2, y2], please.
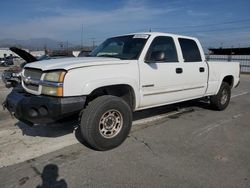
[177, 38, 208, 98]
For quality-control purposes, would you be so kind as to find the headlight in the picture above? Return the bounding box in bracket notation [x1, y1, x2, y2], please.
[42, 70, 66, 97]
[44, 71, 66, 82]
[42, 86, 63, 96]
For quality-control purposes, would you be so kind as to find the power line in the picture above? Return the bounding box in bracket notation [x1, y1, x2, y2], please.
[150, 25, 250, 34]
[152, 18, 250, 30]
[177, 25, 250, 33]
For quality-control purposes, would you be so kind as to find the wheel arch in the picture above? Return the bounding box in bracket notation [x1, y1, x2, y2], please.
[222, 75, 234, 88]
[215, 75, 234, 94]
[85, 84, 137, 110]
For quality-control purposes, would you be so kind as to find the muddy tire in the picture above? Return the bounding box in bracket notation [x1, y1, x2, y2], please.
[210, 82, 231, 111]
[80, 95, 132, 151]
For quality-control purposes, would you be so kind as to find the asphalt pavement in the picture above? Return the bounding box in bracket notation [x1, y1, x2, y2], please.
[0, 73, 249, 188]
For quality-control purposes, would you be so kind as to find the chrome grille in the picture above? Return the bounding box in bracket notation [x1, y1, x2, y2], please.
[23, 68, 43, 92]
[24, 68, 42, 79]
[25, 83, 39, 91]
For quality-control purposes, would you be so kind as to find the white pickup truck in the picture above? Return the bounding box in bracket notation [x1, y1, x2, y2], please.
[5, 32, 240, 150]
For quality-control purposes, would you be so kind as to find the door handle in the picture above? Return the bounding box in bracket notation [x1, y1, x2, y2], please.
[176, 68, 183, 74]
[199, 67, 205, 72]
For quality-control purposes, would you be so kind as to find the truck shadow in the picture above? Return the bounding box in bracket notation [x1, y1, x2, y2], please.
[133, 98, 211, 121]
[15, 119, 78, 138]
[15, 99, 210, 139]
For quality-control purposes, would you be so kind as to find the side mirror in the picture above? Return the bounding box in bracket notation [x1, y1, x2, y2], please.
[146, 51, 166, 63]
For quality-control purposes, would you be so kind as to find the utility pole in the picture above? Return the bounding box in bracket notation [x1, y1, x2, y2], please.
[44, 39, 48, 55]
[81, 24, 84, 49]
[91, 38, 96, 49]
[220, 42, 223, 49]
[66, 40, 69, 55]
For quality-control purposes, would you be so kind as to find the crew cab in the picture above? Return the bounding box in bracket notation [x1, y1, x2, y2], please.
[5, 32, 240, 150]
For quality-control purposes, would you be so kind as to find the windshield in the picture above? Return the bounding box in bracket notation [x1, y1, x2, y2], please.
[90, 35, 149, 60]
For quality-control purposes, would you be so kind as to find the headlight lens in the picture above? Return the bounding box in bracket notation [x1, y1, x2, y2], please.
[41, 86, 63, 96]
[42, 70, 66, 96]
[44, 71, 66, 82]
[42, 86, 58, 96]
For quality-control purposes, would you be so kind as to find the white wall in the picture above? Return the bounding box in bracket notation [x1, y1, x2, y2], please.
[30, 51, 45, 57]
[0, 48, 14, 58]
[73, 51, 81, 57]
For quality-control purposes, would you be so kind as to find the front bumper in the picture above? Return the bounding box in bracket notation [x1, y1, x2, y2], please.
[5, 88, 86, 125]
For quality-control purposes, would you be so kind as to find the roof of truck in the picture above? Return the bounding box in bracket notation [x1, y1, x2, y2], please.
[114, 32, 198, 41]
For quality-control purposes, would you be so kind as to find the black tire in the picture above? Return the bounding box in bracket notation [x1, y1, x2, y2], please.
[210, 82, 231, 111]
[80, 95, 132, 151]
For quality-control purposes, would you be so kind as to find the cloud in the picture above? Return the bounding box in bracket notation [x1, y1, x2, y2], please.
[197, 31, 250, 49]
[0, 0, 177, 43]
[187, 10, 209, 16]
[1, 0, 248, 48]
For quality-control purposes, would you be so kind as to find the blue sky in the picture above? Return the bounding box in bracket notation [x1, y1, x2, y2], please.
[0, 0, 250, 49]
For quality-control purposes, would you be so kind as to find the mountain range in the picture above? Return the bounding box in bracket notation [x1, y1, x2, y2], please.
[0, 38, 72, 50]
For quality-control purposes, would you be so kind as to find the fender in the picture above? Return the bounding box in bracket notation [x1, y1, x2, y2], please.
[63, 64, 141, 108]
[82, 77, 140, 109]
[214, 74, 234, 94]
[206, 61, 239, 96]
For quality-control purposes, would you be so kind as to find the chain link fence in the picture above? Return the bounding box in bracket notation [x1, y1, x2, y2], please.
[206, 55, 250, 73]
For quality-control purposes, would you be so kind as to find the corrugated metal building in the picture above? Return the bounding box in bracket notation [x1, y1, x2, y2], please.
[209, 47, 250, 55]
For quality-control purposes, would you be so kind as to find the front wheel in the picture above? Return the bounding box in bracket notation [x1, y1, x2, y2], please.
[210, 82, 231, 111]
[80, 95, 132, 151]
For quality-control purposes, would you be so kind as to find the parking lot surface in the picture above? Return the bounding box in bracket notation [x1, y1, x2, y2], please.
[0, 72, 249, 188]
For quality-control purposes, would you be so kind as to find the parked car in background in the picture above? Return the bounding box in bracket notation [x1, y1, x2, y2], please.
[1, 47, 38, 88]
[0, 58, 5, 65]
[1, 47, 73, 88]
[0, 56, 16, 66]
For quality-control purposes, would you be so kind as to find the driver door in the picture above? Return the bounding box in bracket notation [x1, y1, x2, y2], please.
[139, 36, 185, 108]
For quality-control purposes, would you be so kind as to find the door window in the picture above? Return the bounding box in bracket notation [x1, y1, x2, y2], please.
[146, 36, 178, 62]
[179, 38, 202, 62]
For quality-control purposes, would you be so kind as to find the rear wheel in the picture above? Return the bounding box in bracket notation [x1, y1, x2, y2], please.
[210, 82, 231, 111]
[80, 95, 132, 151]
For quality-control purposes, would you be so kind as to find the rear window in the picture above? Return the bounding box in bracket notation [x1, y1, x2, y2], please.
[179, 38, 202, 62]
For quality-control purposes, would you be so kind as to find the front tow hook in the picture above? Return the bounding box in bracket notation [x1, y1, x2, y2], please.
[2, 100, 15, 118]
[2, 100, 7, 110]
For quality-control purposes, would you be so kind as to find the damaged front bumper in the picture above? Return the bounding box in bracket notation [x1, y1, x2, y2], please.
[4, 87, 86, 125]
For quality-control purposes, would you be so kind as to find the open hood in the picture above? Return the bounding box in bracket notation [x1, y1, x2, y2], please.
[10, 47, 37, 63]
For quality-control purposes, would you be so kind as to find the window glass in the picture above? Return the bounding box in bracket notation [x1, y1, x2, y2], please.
[178, 38, 202, 62]
[147, 36, 178, 62]
[101, 41, 123, 55]
[90, 35, 148, 60]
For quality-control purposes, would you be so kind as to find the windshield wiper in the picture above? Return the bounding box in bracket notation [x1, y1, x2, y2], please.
[97, 54, 117, 58]
[97, 54, 121, 59]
